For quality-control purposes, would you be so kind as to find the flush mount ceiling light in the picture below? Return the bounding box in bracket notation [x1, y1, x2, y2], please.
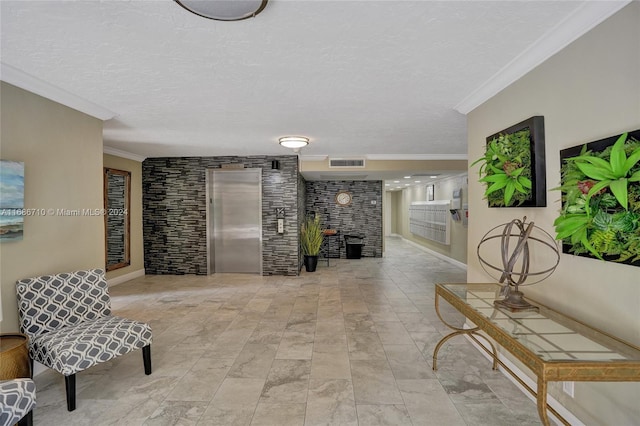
[279, 136, 309, 152]
[175, 0, 268, 21]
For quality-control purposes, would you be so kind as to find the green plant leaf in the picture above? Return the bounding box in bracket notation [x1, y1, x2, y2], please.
[581, 233, 604, 260]
[479, 174, 508, 183]
[575, 162, 616, 181]
[609, 133, 628, 177]
[488, 164, 505, 175]
[513, 179, 525, 193]
[485, 179, 508, 196]
[611, 211, 639, 232]
[510, 167, 525, 177]
[572, 155, 613, 170]
[504, 181, 516, 205]
[623, 145, 640, 172]
[628, 170, 640, 182]
[570, 227, 586, 245]
[609, 178, 628, 210]
[554, 215, 590, 239]
[519, 176, 532, 189]
[584, 179, 611, 214]
[597, 193, 619, 209]
[469, 157, 485, 168]
[592, 210, 612, 230]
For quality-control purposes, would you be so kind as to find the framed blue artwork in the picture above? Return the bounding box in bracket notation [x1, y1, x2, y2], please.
[0, 160, 25, 241]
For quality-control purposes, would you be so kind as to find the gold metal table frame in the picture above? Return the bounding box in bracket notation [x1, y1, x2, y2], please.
[433, 283, 640, 426]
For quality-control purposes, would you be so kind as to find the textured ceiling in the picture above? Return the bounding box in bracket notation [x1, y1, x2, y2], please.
[0, 0, 590, 161]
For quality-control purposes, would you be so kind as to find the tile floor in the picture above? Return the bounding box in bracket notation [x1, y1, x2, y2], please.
[31, 237, 542, 425]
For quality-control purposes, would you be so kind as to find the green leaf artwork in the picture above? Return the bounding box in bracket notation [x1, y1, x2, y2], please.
[555, 131, 640, 266]
[472, 129, 534, 207]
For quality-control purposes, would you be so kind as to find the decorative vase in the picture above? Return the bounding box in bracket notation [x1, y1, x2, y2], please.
[304, 255, 318, 272]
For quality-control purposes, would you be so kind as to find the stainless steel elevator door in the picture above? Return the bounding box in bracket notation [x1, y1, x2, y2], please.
[210, 169, 262, 274]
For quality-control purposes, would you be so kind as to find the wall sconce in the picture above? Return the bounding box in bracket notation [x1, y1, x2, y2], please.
[279, 136, 309, 153]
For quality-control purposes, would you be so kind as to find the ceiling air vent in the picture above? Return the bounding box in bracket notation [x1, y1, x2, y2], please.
[329, 158, 365, 168]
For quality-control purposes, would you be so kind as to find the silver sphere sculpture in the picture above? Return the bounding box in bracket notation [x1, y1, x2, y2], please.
[477, 217, 560, 311]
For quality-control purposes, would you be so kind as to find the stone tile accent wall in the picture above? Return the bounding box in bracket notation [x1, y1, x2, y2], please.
[143, 156, 300, 276]
[305, 181, 383, 258]
[297, 172, 307, 271]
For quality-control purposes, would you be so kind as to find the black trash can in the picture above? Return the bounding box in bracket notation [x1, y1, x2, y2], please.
[344, 235, 365, 259]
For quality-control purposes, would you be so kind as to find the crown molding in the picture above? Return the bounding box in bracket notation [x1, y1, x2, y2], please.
[454, 0, 631, 115]
[1, 62, 117, 120]
[103, 146, 147, 162]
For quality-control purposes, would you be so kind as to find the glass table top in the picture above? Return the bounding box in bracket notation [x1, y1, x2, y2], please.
[439, 283, 640, 363]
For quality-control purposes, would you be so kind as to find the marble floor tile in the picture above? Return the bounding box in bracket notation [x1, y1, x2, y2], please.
[276, 331, 315, 360]
[247, 321, 287, 345]
[396, 312, 438, 333]
[374, 321, 414, 345]
[305, 379, 357, 426]
[310, 350, 351, 379]
[260, 359, 311, 403]
[346, 332, 387, 360]
[397, 379, 466, 426]
[350, 360, 404, 405]
[454, 400, 542, 426]
[383, 344, 436, 380]
[166, 357, 233, 401]
[144, 400, 208, 426]
[343, 313, 377, 333]
[355, 404, 412, 426]
[437, 370, 503, 403]
[251, 402, 306, 426]
[227, 343, 278, 379]
[198, 406, 256, 426]
[286, 312, 317, 333]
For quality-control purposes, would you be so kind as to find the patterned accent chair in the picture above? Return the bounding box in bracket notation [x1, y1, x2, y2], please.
[15, 269, 152, 411]
[0, 378, 36, 426]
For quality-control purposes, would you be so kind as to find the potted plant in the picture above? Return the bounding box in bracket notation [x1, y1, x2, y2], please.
[300, 214, 324, 272]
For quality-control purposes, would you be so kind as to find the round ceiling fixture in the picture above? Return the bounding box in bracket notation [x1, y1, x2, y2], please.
[279, 136, 309, 150]
[175, 0, 268, 22]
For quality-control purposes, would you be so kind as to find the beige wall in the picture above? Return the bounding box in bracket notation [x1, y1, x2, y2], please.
[466, 3, 640, 424]
[391, 191, 401, 235]
[394, 174, 468, 264]
[300, 159, 467, 174]
[0, 82, 104, 333]
[103, 154, 144, 280]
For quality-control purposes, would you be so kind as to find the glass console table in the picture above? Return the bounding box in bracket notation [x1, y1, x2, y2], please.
[433, 283, 640, 426]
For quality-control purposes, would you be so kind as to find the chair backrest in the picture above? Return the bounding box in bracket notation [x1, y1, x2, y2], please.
[15, 269, 111, 339]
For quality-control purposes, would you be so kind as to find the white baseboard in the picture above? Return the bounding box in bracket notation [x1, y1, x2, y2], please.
[397, 236, 467, 270]
[107, 268, 145, 287]
[463, 325, 584, 426]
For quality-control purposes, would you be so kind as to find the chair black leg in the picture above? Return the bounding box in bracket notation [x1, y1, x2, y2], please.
[142, 345, 152, 375]
[65, 374, 76, 411]
[17, 410, 33, 426]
